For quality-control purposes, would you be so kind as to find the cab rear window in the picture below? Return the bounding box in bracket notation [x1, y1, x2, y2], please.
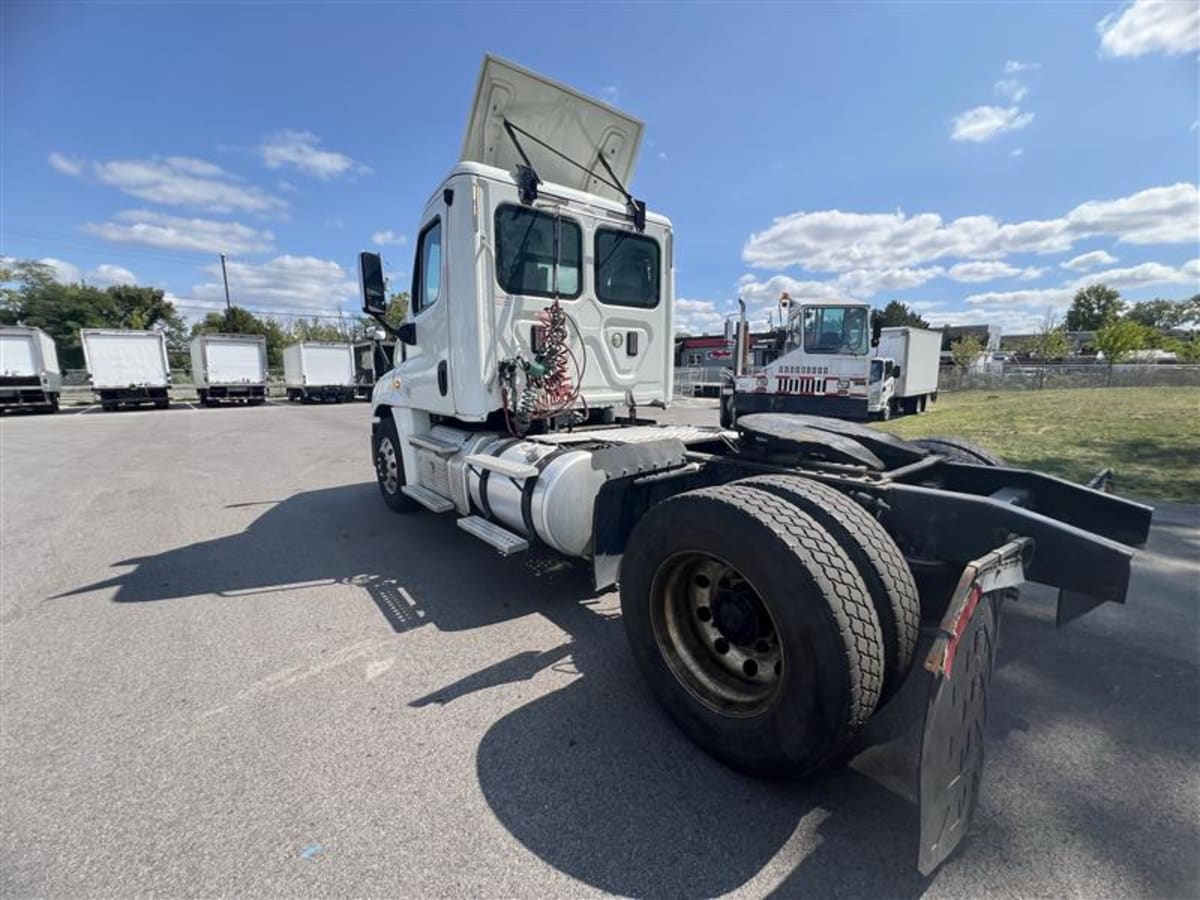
[595, 229, 660, 308]
[494, 205, 581, 298]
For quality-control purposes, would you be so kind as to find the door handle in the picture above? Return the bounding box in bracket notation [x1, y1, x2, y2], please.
[437, 360, 448, 396]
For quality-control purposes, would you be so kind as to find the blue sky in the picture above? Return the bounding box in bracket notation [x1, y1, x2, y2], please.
[3, 1, 1197, 334]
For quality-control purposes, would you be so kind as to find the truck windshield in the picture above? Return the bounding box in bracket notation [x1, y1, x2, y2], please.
[802, 306, 869, 355]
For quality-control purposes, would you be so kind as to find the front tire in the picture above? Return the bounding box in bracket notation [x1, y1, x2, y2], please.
[373, 416, 419, 513]
[620, 484, 884, 775]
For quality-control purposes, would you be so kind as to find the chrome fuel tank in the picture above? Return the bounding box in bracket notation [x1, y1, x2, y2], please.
[467, 439, 606, 557]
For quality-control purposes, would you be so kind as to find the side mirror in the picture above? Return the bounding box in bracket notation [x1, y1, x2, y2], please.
[397, 322, 417, 346]
[871, 318, 882, 348]
[359, 252, 388, 316]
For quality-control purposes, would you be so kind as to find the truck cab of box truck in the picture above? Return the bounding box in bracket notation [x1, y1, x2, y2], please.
[364, 57, 673, 466]
[867, 356, 898, 419]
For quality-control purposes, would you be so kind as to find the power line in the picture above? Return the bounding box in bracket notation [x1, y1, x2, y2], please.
[3, 228, 222, 268]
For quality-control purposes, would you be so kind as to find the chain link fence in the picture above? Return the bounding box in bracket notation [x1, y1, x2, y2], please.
[938, 363, 1200, 392]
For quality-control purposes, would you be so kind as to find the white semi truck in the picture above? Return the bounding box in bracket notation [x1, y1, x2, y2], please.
[722, 300, 942, 424]
[189, 334, 268, 406]
[358, 55, 1152, 873]
[80, 328, 171, 411]
[283, 341, 356, 403]
[0, 325, 61, 413]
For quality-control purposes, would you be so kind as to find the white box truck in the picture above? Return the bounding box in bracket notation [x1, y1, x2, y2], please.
[190, 333, 267, 406]
[283, 341, 355, 403]
[0, 325, 61, 413]
[80, 328, 171, 411]
[875, 326, 941, 417]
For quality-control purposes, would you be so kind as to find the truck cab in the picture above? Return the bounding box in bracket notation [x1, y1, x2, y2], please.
[366, 57, 674, 488]
[868, 356, 897, 419]
[729, 298, 875, 419]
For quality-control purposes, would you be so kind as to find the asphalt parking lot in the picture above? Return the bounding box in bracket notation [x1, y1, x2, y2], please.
[2, 399, 1197, 897]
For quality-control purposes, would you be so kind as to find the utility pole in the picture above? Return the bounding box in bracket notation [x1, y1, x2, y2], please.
[220, 252, 233, 330]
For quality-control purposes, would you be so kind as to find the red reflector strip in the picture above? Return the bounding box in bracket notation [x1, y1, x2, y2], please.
[941, 584, 983, 678]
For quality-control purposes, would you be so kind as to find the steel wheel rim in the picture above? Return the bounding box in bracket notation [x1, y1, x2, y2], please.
[650, 551, 783, 717]
[377, 437, 400, 494]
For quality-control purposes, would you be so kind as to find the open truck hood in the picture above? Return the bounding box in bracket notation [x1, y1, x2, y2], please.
[461, 55, 644, 203]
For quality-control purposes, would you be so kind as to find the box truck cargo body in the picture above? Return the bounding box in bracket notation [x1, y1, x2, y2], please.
[875, 327, 941, 416]
[353, 338, 395, 400]
[0, 326, 61, 412]
[80, 329, 171, 410]
[190, 334, 268, 405]
[283, 342, 355, 402]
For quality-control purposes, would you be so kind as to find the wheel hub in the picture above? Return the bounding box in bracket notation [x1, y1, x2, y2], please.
[651, 552, 784, 717]
[712, 588, 761, 647]
[376, 438, 399, 494]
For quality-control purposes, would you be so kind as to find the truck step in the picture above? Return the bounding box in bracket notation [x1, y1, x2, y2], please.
[464, 453, 539, 480]
[401, 484, 455, 513]
[457, 515, 529, 556]
[408, 433, 460, 457]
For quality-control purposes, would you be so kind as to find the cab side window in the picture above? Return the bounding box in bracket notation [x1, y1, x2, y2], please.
[412, 219, 442, 315]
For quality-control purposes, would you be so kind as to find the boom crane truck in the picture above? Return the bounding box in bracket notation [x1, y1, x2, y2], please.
[359, 56, 1152, 874]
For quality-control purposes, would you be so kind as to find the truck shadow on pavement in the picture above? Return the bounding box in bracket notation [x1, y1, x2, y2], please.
[55, 483, 1198, 897]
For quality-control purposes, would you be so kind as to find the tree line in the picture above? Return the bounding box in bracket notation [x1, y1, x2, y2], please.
[1, 259, 408, 370]
[876, 286, 1200, 369]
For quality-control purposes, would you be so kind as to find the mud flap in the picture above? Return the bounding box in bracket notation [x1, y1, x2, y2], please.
[916, 538, 1029, 875]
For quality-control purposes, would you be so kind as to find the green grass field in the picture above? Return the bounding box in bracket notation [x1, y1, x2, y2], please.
[876, 387, 1200, 504]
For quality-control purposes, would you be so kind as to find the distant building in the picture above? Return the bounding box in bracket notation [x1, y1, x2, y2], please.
[675, 330, 783, 369]
[939, 324, 1000, 353]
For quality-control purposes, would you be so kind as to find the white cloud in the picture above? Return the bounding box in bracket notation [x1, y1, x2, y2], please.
[1066, 182, 1198, 243]
[951, 105, 1035, 142]
[599, 85, 620, 105]
[1010, 147, 1025, 158]
[742, 182, 1199, 273]
[191, 255, 359, 314]
[258, 130, 371, 180]
[77, 155, 287, 214]
[948, 260, 1023, 282]
[737, 274, 846, 310]
[38, 257, 82, 284]
[994, 78, 1029, 103]
[1019, 266, 1047, 280]
[83, 210, 275, 255]
[1098, 0, 1200, 58]
[1061, 250, 1119, 271]
[835, 266, 944, 296]
[966, 258, 1199, 307]
[90, 264, 138, 285]
[1004, 60, 1040, 73]
[48, 151, 83, 176]
[371, 230, 407, 247]
[674, 298, 728, 334]
[1075, 259, 1200, 292]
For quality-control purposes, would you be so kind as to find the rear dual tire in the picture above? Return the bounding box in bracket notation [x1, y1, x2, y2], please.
[913, 436, 1005, 466]
[620, 483, 887, 775]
